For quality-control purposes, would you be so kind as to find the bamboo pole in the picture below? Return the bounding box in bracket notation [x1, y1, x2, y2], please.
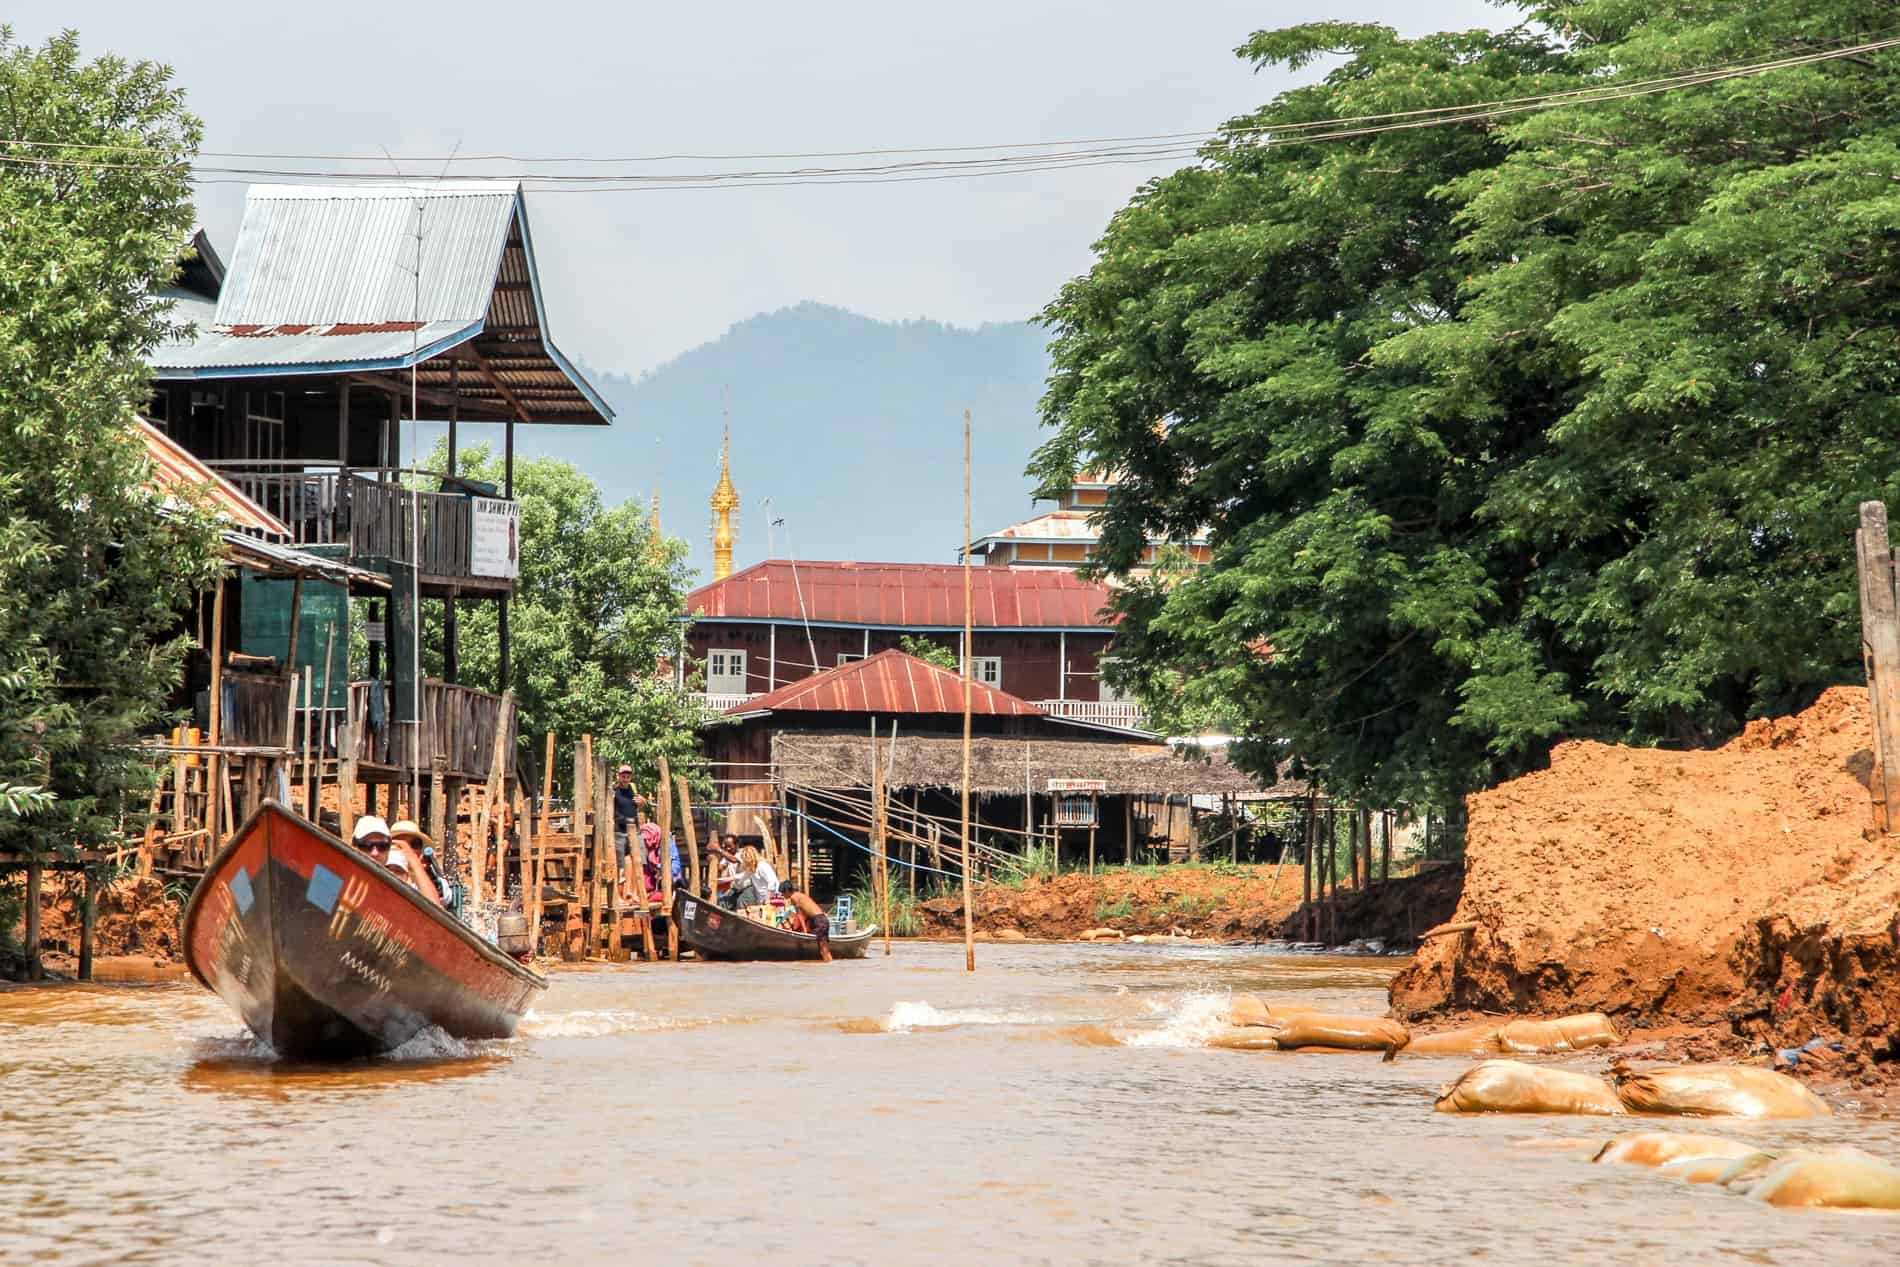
[595, 756, 613, 956]
[536, 731, 555, 958]
[337, 693, 359, 842]
[300, 666, 314, 816]
[959, 408, 975, 972]
[205, 579, 227, 856]
[657, 755, 678, 962]
[871, 719, 891, 956]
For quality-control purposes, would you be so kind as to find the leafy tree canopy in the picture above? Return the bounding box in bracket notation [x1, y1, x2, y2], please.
[417, 441, 708, 794]
[1035, 3, 1900, 808]
[0, 29, 222, 861]
[897, 634, 959, 671]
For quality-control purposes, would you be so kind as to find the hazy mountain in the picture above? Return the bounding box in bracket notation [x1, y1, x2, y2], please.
[463, 303, 1058, 584]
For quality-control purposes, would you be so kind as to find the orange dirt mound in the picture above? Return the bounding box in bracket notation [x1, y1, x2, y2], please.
[1390, 686, 1900, 1076]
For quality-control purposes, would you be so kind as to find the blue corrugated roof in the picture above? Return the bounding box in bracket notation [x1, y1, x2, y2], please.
[149, 182, 612, 425]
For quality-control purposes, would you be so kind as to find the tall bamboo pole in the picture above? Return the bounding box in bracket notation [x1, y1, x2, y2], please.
[960, 409, 975, 972]
[205, 580, 227, 857]
[657, 754, 678, 962]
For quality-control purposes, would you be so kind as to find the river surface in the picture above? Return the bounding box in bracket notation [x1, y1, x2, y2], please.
[4, 941, 1899, 1266]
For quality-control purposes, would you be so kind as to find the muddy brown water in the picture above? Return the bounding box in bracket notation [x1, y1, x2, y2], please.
[4, 942, 1899, 1266]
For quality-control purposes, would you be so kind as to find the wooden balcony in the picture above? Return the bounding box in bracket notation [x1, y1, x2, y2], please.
[213, 671, 514, 782]
[209, 463, 514, 593]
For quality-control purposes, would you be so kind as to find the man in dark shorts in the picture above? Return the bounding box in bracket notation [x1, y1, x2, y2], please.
[779, 880, 831, 962]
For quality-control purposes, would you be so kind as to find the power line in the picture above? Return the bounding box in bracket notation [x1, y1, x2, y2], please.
[0, 36, 1892, 193]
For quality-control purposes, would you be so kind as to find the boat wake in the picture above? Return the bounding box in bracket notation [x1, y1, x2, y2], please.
[517, 1008, 706, 1039]
[866, 1000, 1051, 1032]
[1111, 989, 1235, 1048]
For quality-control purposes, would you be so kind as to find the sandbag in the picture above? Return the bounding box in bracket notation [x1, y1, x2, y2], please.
[1267, 1013, 1410, 1052]
[1592, 1131, 1758, 1169]
[1551, 1012, 1621, 1050]
[1404, 1024, 1503, 1057]
[1435, 1060, 1625, 1116]
[1659, 1156, 1748, 1185]
[1745, 1151, 1900, 1210]
[1206, 1027, 1281, 1052]
[1493, 1013, 1620, 1055]
[1228, 995, 1275, 1028]
[1612, 1064, 1831, 1119]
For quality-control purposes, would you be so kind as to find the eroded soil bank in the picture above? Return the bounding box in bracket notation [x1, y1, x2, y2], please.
[914, 862, 1456, 946]
[1391, 686, 1900, 1088]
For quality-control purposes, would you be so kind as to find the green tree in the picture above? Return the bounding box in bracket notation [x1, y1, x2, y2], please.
[1037, 5, 1900, 810]
[0, 31, 222, 881]
[897, 634, 958, 671]
[1035, 20, 1571, 807]
[418, 441, 709, 793]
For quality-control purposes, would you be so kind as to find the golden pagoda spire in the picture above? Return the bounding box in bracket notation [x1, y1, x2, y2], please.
[647, 490, 665, 563]
[710, 426, 739, 580]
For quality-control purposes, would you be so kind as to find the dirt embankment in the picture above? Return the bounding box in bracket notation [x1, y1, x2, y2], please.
[913, 862, 1455, 945]
[917, 865, 1308, 941]
[1391, 686, 1900, 1081]
[6, 874, 185, 978]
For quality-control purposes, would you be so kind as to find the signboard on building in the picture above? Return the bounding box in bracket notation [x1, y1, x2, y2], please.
[1046, 778, 1107, 792]
[470, 497, 520, 579]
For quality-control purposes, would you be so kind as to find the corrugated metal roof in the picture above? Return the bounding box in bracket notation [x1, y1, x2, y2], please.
[147, 184, 613, 425]
[731, 649, 1046, 717]
[688, 560, 1116, 629]
[970, 509, 1209, 551]
[216, 182, 516, 326]
[138, 418, 292, 539]
[221, 530, 392, 590]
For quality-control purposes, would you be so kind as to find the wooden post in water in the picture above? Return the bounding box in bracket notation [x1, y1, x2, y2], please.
[657, 755, 678, 962]
[959, 408, 975, 973]
[23, 854, 42, 980]
[1856, 500, 1900, 833]
[595, 757, 615, 957]
[676, 772, 703, 899]
[78, 865, 97, 982]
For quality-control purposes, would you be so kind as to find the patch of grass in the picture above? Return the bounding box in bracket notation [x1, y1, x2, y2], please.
[845, 873, 930, 936]
[1092, 894, 1133, 923]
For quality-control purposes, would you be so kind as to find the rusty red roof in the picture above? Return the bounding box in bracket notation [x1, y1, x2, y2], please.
[730, 649, 1048, 717]
[137, 418, 291, 539]
[689, 560, 1114, 629]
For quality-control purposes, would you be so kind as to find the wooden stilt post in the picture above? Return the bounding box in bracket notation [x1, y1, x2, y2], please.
[23, 855, 42, 980]
[1857, 501, 1900, 833]
[1326, 808, 1338, 946]
[338, 691, 359, 842]
[1381, 809, 1393, 881]
[1302, 791, 1316, 941]
[78, 866, 97, 982]
[657, 755, 678, 962]
[205, 580, 227, 857]
[594, 756, 613, 956]
[675, 771, 703, 901]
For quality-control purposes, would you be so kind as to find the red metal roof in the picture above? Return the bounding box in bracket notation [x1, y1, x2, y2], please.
[689, 560, 1114, 629]
[731, 649, 1049, 717]
[137, 418, 292, 539]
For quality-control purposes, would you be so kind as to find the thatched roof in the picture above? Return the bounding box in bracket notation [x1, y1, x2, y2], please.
[772, 730, 1306, 798]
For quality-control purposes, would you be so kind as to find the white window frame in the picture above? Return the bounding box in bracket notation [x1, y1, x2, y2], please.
[1097, 656, 1132, 704]
[707, 648, 748, 695]
[836, 652, 865, 667]
[971, 655, 1003, 688]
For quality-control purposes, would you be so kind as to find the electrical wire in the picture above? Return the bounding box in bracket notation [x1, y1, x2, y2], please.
[0, 35, 1891, 194]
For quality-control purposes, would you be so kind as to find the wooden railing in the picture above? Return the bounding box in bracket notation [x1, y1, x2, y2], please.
[206, 463, 509, 582]
[346, 678, 515, 779]
[1039, 698, 1149, 730]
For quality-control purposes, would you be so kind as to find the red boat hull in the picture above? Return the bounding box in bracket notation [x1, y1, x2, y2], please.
[184, 801, 545, 1059]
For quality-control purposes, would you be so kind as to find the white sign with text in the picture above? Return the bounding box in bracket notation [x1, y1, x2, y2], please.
[470, 497, 520, 579]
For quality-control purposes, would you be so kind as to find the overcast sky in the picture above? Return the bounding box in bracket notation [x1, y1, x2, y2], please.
[23, 1, 1506, 378]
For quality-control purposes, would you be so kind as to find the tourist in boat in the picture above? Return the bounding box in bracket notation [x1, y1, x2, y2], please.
[779, 879, 831, 962]
[387, 820, 445, 906]
[711, 834, 747, 908]
[739, 844, 779, 910]
[351, 816, 393, 863]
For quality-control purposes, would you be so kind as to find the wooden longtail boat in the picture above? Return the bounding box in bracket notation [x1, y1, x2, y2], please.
[183, 801, 545, 1059]
[672, 891, 877, 961]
